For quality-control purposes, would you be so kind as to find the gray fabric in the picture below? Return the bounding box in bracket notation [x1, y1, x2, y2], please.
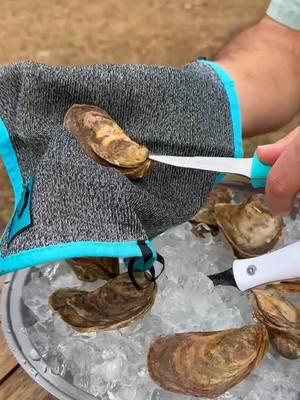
[267, 0, 300, 30]
[0, 61, 234, 257]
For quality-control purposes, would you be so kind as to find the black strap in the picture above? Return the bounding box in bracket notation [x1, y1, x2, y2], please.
[137, 240, 153, 264]
[127, 257, 141, 290]
[127, 241, 165, 290]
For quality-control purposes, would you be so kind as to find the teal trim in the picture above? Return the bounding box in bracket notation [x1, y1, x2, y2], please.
[8, 176, 35, 244]
[0, 117, 24, 257]
[198, 60, 243, 186]
[251, 151, 271, 188]
[0, 118, 24, 204]
[0, 240, 156, 275]
[214, 173, 226, 186]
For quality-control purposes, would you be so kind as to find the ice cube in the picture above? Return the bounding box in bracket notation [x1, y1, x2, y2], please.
[110, 385, 137, 400]
[26, 320, 55, 357]
[73, 372, 91, 393]
[178, 271, 214, 294]
[151, 388, 193, 400]
[22, 277, 52, 320]
[96, 356, 125, 382]
[46, 349, 68, 376]
[215, 286, 252, 324]
[41, 262, 62, 280]
[49, 263, 80, 289]
[52, 314, 73, 337]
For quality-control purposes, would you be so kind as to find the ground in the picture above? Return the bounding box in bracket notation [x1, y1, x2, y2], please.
[0, 1, 299, 398]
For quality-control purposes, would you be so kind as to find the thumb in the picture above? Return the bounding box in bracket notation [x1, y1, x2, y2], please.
[257, 127, 300, 166]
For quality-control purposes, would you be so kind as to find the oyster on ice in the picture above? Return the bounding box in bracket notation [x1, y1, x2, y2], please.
[67, 257, 120, 282]
[190, 186, 233, 238]
[250, 285, 300, 359]
[269, 330, 300, 360]
[64, 104, 154, 179]
[147, 324, 269, 398]
[49, 272, 157, 332]
[214, 194, 284, 258]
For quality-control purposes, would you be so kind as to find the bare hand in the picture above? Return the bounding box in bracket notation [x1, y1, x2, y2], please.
[257, 127, 300, 216]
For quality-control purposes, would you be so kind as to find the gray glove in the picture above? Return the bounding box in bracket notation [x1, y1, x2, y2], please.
[0, 60, 242, 276]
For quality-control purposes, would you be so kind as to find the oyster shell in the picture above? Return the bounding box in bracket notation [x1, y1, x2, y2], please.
[64, 104, 153, 179]
[269, 330, 300, 359]
[266, 280, 300, 295]
[190, 186, 233, 238]
[147, 324, 269, 398]
[67, 257, 120, 282]
[49, 272, 157, 332]
[250, 288, 300, 334]
[214, 194, 284, 258]
[250, 287, 300, 359]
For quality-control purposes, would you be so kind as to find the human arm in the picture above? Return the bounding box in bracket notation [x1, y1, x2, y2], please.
[213, 1, 300, 215]
[214, 15, 300, 138]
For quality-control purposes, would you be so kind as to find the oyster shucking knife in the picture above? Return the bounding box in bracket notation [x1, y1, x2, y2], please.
[149, 151, 270, 188]
[206, 242, 300, 291]
[149, 151, 300, 291]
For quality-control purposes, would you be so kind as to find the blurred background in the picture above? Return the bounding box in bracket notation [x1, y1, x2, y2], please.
[0, 0, 299, 231]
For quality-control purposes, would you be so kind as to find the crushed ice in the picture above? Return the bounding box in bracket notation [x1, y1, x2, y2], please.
[23, 191, 300, 400]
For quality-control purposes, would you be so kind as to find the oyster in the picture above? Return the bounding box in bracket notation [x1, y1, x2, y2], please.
[266, 280, 300, 295]
[49, 272, 157, 332]
[250, 288, 300, 333]
[147, 324, 269, 398]
[250, 287, 300, 359]
[67, 257, 120, 282]
[64, 104, 154, 179]
[269, 330, 300, 359]
[190, 186, 233, 238]
[214, 194, 284, 258]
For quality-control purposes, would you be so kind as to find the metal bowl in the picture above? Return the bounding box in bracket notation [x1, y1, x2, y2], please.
[1, 269, 97, 400]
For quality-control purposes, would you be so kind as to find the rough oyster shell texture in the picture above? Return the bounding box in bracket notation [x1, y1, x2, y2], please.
[49, 272, 157, 333]
[147, 324, 269, 398]
[214, 194, 284, 258]
[190, 186, 233, 238]
[67, 257, 120, 282]
[64, 104, 154, 179]
[250, 283, 300, 359]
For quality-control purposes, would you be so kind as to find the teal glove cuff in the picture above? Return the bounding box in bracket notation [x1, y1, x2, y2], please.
[251, 151, 272, 188]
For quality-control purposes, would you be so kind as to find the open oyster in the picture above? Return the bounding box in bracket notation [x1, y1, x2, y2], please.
[190, 186, 233, 238]
[64, 104, 154, 179]
[214, 194, 284, 258]
[49, 272, 157, 332]
[147, 324, 268, 398]
[250, 287, 300, 359]
[67, 257, 120, 282]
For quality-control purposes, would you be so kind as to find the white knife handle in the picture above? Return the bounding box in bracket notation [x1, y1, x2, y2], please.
[233, 241, 300, 291]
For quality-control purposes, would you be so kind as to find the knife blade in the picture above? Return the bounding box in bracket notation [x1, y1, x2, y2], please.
[149, 151, 271, 188]
[208, 241, 300, 291]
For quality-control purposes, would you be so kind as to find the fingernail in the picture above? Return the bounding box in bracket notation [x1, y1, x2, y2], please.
[257, 144, 273, 151]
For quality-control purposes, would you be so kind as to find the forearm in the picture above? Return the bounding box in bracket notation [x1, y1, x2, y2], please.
[214, 16, 300, 137]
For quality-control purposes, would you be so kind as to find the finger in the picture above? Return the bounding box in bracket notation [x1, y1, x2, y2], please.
[265, 138, 300, 215]
[257, 126, 300, 166]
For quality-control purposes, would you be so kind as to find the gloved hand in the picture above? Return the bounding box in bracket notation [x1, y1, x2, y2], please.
[0, 60, 242, 276]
